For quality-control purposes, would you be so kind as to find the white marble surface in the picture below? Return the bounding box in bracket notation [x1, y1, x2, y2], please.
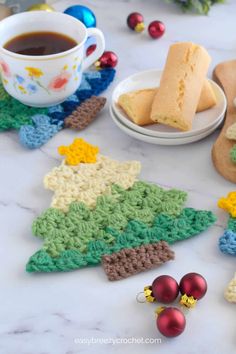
[1, 1, 236, 353]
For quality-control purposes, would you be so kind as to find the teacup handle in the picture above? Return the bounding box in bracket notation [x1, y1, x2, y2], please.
[82, 28, 105, 71]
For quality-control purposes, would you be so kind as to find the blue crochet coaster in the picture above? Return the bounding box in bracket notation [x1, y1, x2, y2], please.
[0, 69, 115, 149]
[219, 216, 236, 256]
[219, 230, 236, 256]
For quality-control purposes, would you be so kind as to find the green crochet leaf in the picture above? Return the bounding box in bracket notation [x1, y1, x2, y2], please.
[227, 216, 236, 233]
[26, 208, 216, 272]
[0, 84, 47, 131]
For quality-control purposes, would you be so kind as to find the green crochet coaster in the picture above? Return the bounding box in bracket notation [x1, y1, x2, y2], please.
[0, 85, 47, 131]
[0, 69, 115, 148]
[26, 181, 216, 273]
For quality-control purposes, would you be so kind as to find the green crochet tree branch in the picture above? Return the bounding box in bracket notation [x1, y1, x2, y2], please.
[227, 216, 236, 232]
[26, 181, 216, 273]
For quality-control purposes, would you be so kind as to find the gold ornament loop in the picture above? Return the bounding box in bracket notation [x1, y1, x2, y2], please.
[136, 286, 156, 303]
[136, 291, 147, 303]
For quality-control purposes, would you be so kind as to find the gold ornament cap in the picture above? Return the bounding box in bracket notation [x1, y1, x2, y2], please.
[155, 306, 165, 316]
[179, 294, 197, 308]
[144, 286, 156, 303]
[27, 4, 55, 12]
[135, 22, 145, 33]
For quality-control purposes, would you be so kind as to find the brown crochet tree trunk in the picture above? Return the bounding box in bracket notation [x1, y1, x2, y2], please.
[102, 241, 175, 281]
[64, 96, 106, 130]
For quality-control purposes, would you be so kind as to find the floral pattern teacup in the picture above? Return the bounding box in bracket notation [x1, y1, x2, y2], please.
[0, 11, 105, 107]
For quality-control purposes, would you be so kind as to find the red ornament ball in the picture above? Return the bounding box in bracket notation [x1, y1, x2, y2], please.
[157, 307, 186, 337]
[127, 12, 145, 32]
[86, 44, 96, 56]
[96, 51, 118, 69]
[152, 275, 179, 304]
[179, 273, 207, 300]
[148, 20, 165, 39]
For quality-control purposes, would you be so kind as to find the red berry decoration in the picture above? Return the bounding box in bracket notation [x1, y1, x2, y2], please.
[148, 20, 165, 39]
[86, 44, 96, 56]
[156, 307, 186, 338]
[179, 273, 207, 300]
[95, 51, 118, 69]
[127, 12, 145, 32]
[152, 275, 179, 304]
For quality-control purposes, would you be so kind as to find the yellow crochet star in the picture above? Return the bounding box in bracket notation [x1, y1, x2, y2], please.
[58, 138, 99, 166]
[218, 192, 236, 217]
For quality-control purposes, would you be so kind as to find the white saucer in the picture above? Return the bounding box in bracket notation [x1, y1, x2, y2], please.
[112, 69, 227, 138]
[110, 105, 224, 146]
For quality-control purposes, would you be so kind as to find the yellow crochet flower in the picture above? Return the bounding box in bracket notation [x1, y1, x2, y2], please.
[58, 138, 99, 166]
[218, 192, 236, 217]
[25, 67, 43, 78]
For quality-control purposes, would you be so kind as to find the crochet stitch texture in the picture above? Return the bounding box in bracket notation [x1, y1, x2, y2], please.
[64, 96, 106, 130]
[0, 86, 47, 131]
[58, 138, 99, 166]
[26, 182, 216, 272]
[225, 274, 236, 303]
[102, 241, 175, 281]
[218, 195, 236, 303]
[0, 69, 115, 148]
[44, 155, 141, 211]
[219, 216, 236, 256]
[26, 138, 216, 274]
[218, 192, 236, 217]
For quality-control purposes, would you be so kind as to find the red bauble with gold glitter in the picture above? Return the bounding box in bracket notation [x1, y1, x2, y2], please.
[95, 51, 118, 69]
[152, 275, 179, 304]
[127, 12, 145, 32]
[156, 307, 186, 337]
[179, 272, 207, 300]
[148, 20, 165, 39]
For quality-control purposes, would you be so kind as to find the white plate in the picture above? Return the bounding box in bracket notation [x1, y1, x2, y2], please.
[110, 106, 224, 146]
[112, 69, 227, 138]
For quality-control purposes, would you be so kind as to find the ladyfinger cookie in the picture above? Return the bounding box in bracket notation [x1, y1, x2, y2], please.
[150, 42, 211, 131]
[118, 79, 216, 126]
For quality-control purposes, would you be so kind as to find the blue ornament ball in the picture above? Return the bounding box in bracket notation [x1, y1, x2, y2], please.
[64, 5, 96, 28]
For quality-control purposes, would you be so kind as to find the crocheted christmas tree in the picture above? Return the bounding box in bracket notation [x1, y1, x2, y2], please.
[218, 192, 236, 303]
[0, 69, 115, 149]
[26, 139, 216, 274]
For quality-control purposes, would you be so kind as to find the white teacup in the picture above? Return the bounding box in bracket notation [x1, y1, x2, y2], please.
[0, 11, 105, 107]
